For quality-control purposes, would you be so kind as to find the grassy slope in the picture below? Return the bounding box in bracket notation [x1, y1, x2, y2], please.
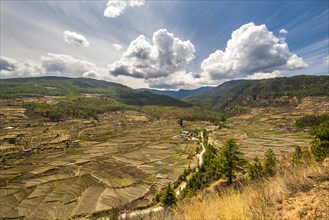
[185, 75, 329, 112]
[174, 161, 329, 220]
[141, 160, 329, 220]
[0, 76, 191, 107]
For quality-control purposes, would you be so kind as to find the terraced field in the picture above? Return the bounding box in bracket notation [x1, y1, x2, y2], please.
[1, 96, 328, 219]
[210, 97, 329, 160]
[0, 102, 202, 219]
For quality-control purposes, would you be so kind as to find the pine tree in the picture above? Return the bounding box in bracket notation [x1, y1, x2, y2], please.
[247, 157, 263, 180]
[160, 184, 177, 207]
[217, 139, 246, 184]
[263, 148, 276, 176]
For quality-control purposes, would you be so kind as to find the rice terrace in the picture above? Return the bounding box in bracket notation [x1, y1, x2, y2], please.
[1, 1, 329, 219]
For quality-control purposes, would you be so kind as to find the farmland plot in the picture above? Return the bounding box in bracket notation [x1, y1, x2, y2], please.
[210, 97, 329, 159]
[0, 106, 201, 219]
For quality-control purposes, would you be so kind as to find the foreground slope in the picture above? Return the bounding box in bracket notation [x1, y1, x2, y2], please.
[173, 162, 329, 220]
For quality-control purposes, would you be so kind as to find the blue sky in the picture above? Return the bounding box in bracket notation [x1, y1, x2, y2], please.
[1, 0, 328, 89]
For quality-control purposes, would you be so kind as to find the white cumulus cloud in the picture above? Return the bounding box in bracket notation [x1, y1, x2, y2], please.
[0, 56, 18, 72]
[41, 53, 106, 78]
[1, 54, 109, 80]
[109, 29, 195, 80]
[113, 43, 123, 51]
[64, 31, 90, 47]
[104, 0, 145, 18]
[279, 29, 288, 35]
[146, 71, 208, 89]
[247, 71, 281, 80]
[1, 56, 43, 78]
[201, 23, 308, 81]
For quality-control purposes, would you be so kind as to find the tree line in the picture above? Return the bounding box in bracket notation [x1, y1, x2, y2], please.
[24, 97, 226, 124]
[295, 114, 329, 128]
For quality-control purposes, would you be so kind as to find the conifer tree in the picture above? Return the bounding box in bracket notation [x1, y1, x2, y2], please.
[218, 139, 246, 184]
[247, 157, 263, 180]
[263, 148, 276, 176]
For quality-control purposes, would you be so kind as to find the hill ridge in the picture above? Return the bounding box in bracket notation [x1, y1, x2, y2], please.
[184, 75, 329, 113]
[0, 76, 191, 107]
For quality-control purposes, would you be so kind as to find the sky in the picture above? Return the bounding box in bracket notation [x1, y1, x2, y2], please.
[0, 0, 328, 90]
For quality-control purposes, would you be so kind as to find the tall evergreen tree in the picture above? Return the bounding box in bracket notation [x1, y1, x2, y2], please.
[263, 148, 276, 176]
[247, 157, 263, 180]
[217, 139, 246, 184]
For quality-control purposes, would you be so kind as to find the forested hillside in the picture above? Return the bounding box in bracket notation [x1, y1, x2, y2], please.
[185, 75, 329, 114]
[0, 76, 191, 107]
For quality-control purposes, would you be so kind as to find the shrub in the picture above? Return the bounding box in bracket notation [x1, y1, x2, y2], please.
[160, 184, 177, 207]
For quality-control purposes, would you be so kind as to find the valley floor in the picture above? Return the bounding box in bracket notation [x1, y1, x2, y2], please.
[1, 96, 328, 219]
[0, 103, 207, 219]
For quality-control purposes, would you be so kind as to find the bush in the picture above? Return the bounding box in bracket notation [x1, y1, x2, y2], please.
[311, 121, 329, 162]
[291, 145, 311, 165]
[160, 184, 177, 207]
[292, 146, 303, 164]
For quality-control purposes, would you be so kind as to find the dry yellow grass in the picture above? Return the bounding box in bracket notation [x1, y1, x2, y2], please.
[174, 162, 328, 220]
[176, 192, 248, 220]
[142, 159, 329, 220]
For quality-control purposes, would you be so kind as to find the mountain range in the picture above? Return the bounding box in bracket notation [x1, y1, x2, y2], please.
[0, 76, 191, 107]
[1, 75, 328, 114]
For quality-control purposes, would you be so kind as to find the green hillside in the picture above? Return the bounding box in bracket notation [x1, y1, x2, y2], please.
[185, 75, 329, 113]
[0, 76, 191, 107]
[183, 79, 246, 109]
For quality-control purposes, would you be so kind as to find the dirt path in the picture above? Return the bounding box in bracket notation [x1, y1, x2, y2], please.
[119, 206, 164, 219]
[175, 181, 186, 196]
[176, 130, 206, 196]
[198, 140, 206, 166]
